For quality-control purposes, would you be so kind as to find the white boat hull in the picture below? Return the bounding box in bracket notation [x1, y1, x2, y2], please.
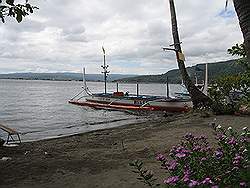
[69, 93, 193, 112]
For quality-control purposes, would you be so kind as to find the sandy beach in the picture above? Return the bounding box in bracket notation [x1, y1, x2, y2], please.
[0, 113, 249, 188]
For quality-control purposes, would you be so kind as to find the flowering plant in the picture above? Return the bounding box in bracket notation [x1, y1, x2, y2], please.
[131, 125, 249, 187]
[156, 125, 249, 187]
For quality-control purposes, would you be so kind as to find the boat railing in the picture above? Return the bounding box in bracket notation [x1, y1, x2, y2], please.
[140, 98, 168, 108]
[109, 100, 115, 105]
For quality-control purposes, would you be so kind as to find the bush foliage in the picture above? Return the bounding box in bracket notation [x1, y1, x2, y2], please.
[209, 44, 250, 114]
[130, 126, 250, 187]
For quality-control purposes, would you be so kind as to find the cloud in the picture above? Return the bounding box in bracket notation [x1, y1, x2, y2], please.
[0, 0, 243, 74]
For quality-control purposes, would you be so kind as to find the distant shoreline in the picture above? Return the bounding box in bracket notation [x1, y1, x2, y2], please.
[0, 78, 179, 84]
[0, 78, 100, 82]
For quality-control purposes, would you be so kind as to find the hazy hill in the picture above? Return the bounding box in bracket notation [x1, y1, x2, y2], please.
[115, 59, 245, 84]
[0, 72, 136, 82]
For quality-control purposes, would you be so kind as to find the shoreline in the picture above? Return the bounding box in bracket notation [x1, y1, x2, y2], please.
[0, 114, 249, 188]
[18, 112, 162, 143]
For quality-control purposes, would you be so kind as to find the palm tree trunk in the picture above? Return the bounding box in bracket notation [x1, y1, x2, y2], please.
[169, 0, 212, 108]
[233, 0, 250, 63]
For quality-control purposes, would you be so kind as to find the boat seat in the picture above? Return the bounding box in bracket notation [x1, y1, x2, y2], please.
[113, 92, 124, 97]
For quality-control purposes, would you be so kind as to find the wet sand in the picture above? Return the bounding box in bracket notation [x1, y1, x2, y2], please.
[0, 114, 249, 188]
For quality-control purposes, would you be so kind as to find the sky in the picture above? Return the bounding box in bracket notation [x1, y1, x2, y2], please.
[0, 0, 243, 75]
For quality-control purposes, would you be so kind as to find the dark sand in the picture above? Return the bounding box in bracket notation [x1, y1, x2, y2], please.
[0, 114, 249, 188]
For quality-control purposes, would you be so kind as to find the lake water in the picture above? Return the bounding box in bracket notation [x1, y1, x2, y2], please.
[0, 79, 185, 142]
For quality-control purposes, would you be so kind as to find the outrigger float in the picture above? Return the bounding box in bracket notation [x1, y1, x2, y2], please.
[68, 47, 193, 113]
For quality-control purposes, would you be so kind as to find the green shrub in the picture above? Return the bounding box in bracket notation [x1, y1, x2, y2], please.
[130, 126, 250, 187]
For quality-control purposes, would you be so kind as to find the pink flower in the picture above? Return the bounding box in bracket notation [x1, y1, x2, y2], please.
[216, 134, 225, 141]
[234, 155, 243, 161]
[193, 146, 201, 151]
[215, 150, 223, 159]
[202, 177, 213, 185]
[240, 182, 246, 187]
[188, 180, 199, 187]
[228, 137, 237, 145]
[167, 160, 177, 170]
[176, 152, 186, 158]
[201, 157, 207, 162]
[164, 176, 179, 185]
[156, 153, 165, 161]
[211, 185, 219, 188]
[182, 173, 190, 182]
[233, 156, 242, 166]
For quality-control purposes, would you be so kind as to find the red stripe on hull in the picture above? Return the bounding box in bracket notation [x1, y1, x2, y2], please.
[68, 100, 154, 111]
[69, 100, 190, 112]
[85, 99, 190, 112]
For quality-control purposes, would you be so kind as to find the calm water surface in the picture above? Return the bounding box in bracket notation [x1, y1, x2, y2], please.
[0, 79, 184, 142]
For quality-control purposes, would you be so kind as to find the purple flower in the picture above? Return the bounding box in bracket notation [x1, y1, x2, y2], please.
[233, 155, 243, 166]
[216, 134, 226, 141]
[184, 169, 191, 175]
[164, 176, 179, 185]
[156, 153, 166, 161]
[176, 146, 185, 153]
[176, 152, 186, 158]
[183, 176, 189, 182]
[215, 149, 223, 159]
[211, 185, 219, 188]
[240, 182, 247, 187]
[188, 180, 199, 187]
[234, 155, 243, 161]
[201, 157, 207, 161]
[193, 146, 202, 151]
[167, 160, 177, 170]
[182, 172, 190, 183]
[202, 177, 213, 185]
[228, 137, 237, 145]
[233, 160, 240, 166]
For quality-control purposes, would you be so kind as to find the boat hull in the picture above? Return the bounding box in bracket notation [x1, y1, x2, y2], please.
[69, 94, 193, 112]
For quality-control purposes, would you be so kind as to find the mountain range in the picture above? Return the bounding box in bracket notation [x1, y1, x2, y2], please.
[0, 59, 244, 83]
[114, 59, 245, 84]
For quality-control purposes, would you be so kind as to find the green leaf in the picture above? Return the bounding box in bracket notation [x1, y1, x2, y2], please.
[0, 16, 4, 23]
[129, 162, 135, 166]
[6, 0, 14, 6]
[16, 12, 22, 23]
[14, 7, 23, 23]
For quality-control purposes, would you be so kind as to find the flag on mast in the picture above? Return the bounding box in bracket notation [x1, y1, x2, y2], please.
[102, 46, 105, 54]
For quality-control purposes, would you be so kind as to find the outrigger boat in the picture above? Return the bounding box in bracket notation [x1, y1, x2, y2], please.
[174, 63, 209, 99]
[68, 47, 193, 112]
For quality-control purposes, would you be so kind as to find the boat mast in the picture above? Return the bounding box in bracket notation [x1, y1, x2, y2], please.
[82, 67, 87, 89]
[101, 46, 109, 94]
